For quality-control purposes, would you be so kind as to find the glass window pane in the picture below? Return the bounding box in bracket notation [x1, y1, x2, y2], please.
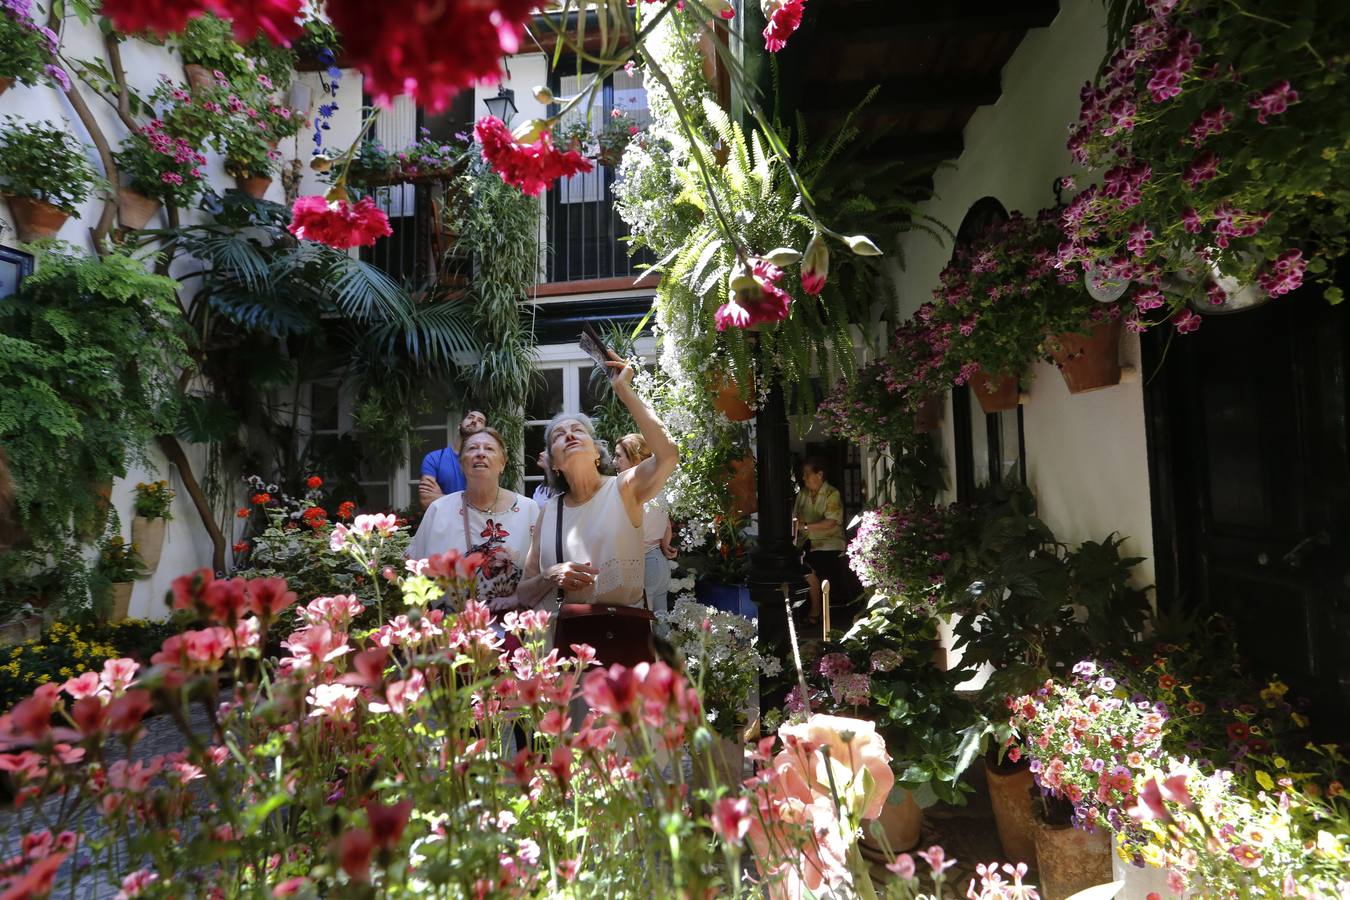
[998, 411, 1022, 485]
[413, 383, 451, 428]
[969, 403, 991, 488]
[361, 482, 391, 511]
[526, 369, 564, 422]
[611, 69, 649, 129]
[581, 366, 605, 415]
[524, 424, 546, 472]
[311, 383, 339, 432]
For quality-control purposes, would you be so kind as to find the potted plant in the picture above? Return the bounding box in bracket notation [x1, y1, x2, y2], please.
[130, 480, 174, 574]
[932, 210, 1122, 410]
[293, 16, 343, 72]
[688, 513, 754, 618]
[0, 1, 61, 96]
[845, 499, 966, 625]
[0, 117, 95, 241]
[224, 127, 278, 198]
[113, 121, 210, 228]
[95, 535, 146, 622]
[176, 12, 249, 90]
[1060, 0, 1349, 330]
[656, 594, 782, 789]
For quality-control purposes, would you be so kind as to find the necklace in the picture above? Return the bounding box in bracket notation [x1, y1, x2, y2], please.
[465, 485, 501, 515]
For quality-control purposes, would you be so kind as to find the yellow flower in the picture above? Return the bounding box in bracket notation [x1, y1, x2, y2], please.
[1255, 770, 1275, 790]
[1140, 844, 1166, 867]
[1292, 712, 1310, 728]
[35, 674, 49, 683]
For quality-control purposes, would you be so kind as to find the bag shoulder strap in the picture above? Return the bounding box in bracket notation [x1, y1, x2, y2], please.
[554, 496, 565, 604]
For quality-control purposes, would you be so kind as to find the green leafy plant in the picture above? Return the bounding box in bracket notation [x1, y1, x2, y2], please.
[244, 34, 296, 92]
[0, 248, 184, 550]
[95, 534, 145, 583]
[294, 14, 342, 61]
[0, 3, 56, 87]
[133, 480, 174, 520]
[0, 117, 96, 213]
[176, 13, 250, 81]
[223, 125, 276, 180]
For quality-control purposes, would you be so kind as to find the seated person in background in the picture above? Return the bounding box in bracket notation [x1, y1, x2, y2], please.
[418, 409, 487, 510]
[793, 455, 845, 624]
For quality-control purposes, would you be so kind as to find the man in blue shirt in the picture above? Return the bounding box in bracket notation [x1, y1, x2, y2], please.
[418, 409, 487, 510]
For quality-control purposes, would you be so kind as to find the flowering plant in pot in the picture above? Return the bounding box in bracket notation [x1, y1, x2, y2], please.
[0, 117, 95, 240]
[114, 120, 210, 223]
[0, 0, 65, 92]
[820, 320, 952, 447]
[655, 594, 782, 742]
[1059, 0, 1350, 331]
[846, 499, 967, 621]
[930, 210, 1117, 409]
[223, 125, 279, 188]
[175, 12, 251, 85]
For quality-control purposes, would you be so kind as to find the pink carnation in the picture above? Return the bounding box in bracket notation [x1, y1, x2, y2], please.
[475, 116, 593, 197]
[287, 196, 392, 250]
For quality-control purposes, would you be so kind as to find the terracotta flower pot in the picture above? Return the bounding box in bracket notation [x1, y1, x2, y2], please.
[914, 395, 943, 433]
[6, 196, 69, 242]
[711, 372, 755, 421]
[970, 371, 1020, 414]
[0, 77, 13, 98]
[236, 176, 272, 199]
[858, 788, 923, 859]
[985, 758, 1037, 867]
[117, 187, 162, 230]
[110, 582, 133, 622]
[1048, 319, 1124, 394]
[1032, 818, 1112, 900]
[728, 455, 757, 517]
[131, 515, 167, 575]
[184, 63, 215, 92]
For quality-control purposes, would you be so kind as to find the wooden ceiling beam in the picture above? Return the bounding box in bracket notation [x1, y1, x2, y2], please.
[812, 0, 1059, 37]
[808, 75, 1001, 113]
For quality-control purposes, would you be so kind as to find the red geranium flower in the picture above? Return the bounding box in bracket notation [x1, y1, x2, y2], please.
[301, 507, 329, 529]
[306, 475, 323, 489]
[99, 0, 207, 36]
[232, 541, 249, 554]
[714, 258, 793, 330]
[251, 492, 271, 506]
[235, 507, 250, 518]
[337, 501, 356, 521]
[326, 0, 535, 111]
[763, 0, 807, 53]
[475, 116, 593, 197]
[288, 196, 392, 250]
[100, 0, 301, 43]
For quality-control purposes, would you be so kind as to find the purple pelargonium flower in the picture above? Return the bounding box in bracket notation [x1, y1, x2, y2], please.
[1182, 151, 1220, 189]
[1249, 80, 1299, 125]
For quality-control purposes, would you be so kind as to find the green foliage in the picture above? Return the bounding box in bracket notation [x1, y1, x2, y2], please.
[0, 117, 97, 213]
[586, 320, 640, 444]
[445, 156, 542, 481]
[0, 5, 53, 86]
[244, 34, 296, 91]
[944, 485, 1152, 709]
[176, 13, 249, 78]
[294, 15, 342, 59]
[0, 248, 184, 548]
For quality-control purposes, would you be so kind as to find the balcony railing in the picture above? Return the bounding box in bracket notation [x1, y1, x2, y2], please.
[544, 163, 652, 285]
[358, 179, 455, 288]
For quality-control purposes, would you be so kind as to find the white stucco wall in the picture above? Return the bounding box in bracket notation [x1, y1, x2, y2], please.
[888, 0, 1156, 590]
[0, 14, 364, 618]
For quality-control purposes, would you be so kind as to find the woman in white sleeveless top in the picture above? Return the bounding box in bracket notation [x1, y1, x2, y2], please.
[407, 428, 539, 613]
[519, 353, 678, 610]
[615, 433, 677, 611]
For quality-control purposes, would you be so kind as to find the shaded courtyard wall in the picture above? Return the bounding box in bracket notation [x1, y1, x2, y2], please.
[887, 0, 1157, 591]
[0, 17, 364, 618]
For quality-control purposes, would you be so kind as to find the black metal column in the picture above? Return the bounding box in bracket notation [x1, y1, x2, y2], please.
[748, 381, 805, 712]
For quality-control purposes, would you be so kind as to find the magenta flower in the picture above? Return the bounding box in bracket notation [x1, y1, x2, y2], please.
[1249, 80, 1299, 125]
[1182, 151, 1219, 189]
[1181, 206, 1204, 234]
[1171, 309, 1202, 334]
[1126, 222, 1154, 256]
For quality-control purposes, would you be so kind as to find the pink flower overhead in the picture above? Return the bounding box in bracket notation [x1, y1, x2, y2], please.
[800, 234, 828, 295]
[475, 116, 593, 196]
[99, 0, 207, 36]
[328, 0, 535, 111]
[287, 196, 392, 250]
[763, 0, 807, 53]
[99, 0, 301, 43]
[715, 258, 793, 331]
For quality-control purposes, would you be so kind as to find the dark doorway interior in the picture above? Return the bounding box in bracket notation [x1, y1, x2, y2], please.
[1144, 291, 1350, 729]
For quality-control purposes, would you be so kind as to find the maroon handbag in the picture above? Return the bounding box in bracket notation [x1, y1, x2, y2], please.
[550, 496, 655, 668]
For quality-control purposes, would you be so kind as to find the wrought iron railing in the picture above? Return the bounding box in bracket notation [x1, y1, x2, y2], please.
[544, 164, 652, 284]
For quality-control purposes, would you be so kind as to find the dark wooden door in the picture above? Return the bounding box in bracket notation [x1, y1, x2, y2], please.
[1147, 293, 1350, 725]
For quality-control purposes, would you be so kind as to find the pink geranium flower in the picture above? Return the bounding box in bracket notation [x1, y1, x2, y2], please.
[763, 0, 807, 53]
[715, 259, 793, 331]
[475, 116, 593, 196]
[288, 196, 392, 250]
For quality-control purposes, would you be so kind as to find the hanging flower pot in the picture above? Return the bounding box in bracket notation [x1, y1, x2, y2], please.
[969, 371, 1020, 414]
[711, 371, 755, 421]
[858, 788, 922, 859]
[1032, 816, 1112, 900]
[914, 395, 943, 433]
[6, 196, 70, 242]
[184, 63, 215, 92]
[110, 582, 133, 622]
[728, 455, 757, 517]
[131, 515, 167, 575]
[0, 77, 12, 99]
[236, 176, 272, 199]
[985, 752, 1037, 867]
[117, 187, 161, 230]
[1047, 319, 1123, 394]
